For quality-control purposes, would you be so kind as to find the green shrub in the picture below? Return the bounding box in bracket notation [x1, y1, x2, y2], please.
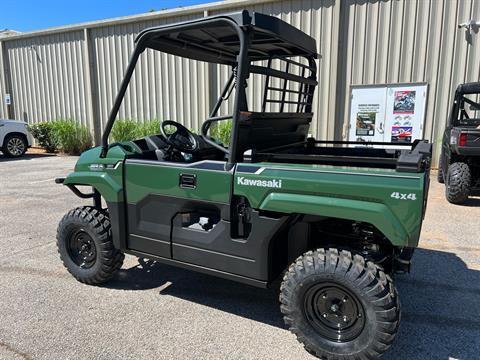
[30, 119, 92, 155]
[138, 119, 161, 137]
[111, 119, 164, 141]
[51, 119, 92, 155]
[111, 119, 140, 142]
[209, 120, 232, 146]
[29, 122, 58, 152]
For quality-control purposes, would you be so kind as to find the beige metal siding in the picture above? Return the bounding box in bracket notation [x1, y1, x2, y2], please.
[0, 0, 339, 140]
[210, 0, 340, 140]
[91, 12, 209, 131]
[0, 42, 7, 119]
[340, 0, 480, 165]
[89, 1, 338, 137]
[1, 0, 480, 166]
[3, 31, 91, 128]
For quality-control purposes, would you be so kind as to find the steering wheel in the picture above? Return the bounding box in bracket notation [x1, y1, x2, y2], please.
[160, 120, 199, 153]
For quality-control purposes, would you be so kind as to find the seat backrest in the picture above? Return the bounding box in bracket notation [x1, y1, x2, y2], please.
[236, 112, 312, 156]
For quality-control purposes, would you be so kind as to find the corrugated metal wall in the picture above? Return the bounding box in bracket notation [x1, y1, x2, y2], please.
[3, 31, 91, 128]
[209, 0, 339, 140]
[90, 12, 210, 131]
[1, 0, 480, 165]
[0, 43, 7, 119]
[339, 0, 480, 164]
[88, 0, 339, 138]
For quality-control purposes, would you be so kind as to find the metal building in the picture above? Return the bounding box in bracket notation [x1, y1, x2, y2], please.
[1, 0, 479, 166]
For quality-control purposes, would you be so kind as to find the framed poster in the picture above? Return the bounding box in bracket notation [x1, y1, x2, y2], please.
[393, 90, 416, 114]
[348, 87, 386, 143]
[349, 83, 428, 145]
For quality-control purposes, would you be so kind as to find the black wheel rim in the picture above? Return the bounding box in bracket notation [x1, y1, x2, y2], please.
[303, 282, 365, 342]
[67, 229, 97, 269]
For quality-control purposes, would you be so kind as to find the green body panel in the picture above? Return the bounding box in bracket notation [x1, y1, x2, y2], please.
[64, 145, 427, 248]
[63, 146, 130, 202]
[259, 193, 407, 246]
[124, 162, 231, 204]
[234, 163, 426, 247]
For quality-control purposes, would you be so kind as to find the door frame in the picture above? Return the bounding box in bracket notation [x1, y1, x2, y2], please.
[123, 158, 233, 259]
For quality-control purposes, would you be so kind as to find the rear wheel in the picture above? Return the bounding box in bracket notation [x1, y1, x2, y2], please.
[57, 206, 124, 285]
[3, 134, 27, 157]
[446, 162, 471, 204]
[280, 248, 400, 360]
[437, 165, 444, 184]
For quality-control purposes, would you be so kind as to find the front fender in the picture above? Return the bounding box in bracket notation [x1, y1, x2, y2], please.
[259, 193, 409, 247]
[63, 171, 123, 203]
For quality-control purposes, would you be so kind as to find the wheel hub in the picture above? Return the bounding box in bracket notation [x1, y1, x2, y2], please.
[67, 229, 97, 269]
[7, 137, 25, 156]
[303, 283, 365, 342]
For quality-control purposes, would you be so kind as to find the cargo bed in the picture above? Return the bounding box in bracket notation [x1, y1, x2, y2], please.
[252, 139, 432, 173]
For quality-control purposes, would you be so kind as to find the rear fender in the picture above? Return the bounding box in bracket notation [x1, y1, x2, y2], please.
[259, 193, 409, 247]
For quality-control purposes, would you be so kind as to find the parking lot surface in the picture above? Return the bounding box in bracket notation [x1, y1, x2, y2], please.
[0, 154, 479, 360]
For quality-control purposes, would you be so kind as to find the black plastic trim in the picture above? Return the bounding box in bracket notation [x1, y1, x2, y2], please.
[128, 234, 170, 258]
[179, 173, 197, 189]
[189, 162, 226, 171]
[106, 201, 127, 251]
[236, 165, 261, 173]
[170, 210, 289, 280]
[125, 249, 268, 288]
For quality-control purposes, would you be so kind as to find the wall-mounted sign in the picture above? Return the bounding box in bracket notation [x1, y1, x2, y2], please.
[349, 83, 428, 145]
[393, 90, 416, 114]
[4, 93, 11, 105]
[355, 103, 380, 137]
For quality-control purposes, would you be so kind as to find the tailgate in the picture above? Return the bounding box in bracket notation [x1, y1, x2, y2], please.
[451, 127, 480, 155]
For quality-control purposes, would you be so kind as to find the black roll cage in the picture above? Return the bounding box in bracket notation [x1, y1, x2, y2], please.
[100, 11, 318, 170]
[448, 82, 480, 127]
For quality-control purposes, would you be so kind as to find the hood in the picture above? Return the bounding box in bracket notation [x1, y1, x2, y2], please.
[0, 119, 28, 125]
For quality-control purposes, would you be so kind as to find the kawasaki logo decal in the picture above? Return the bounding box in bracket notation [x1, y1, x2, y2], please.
[237, 176, 282, 188]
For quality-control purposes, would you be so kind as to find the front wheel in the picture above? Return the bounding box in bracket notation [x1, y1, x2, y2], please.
[280, 248, 400, 360]
[57, 206, 124, 285]
[3, 134, 27, 157]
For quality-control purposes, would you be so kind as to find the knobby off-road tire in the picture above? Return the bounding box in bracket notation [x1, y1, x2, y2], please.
[3, 134, 27, 157]
[57, 206, 124, 285]
[280, 248, 400, 360]
[437, 165, 444, 184]
[446, 162, 471, 204]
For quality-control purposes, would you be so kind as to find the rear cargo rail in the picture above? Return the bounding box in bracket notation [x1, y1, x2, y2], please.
[253, 139, 432, 173]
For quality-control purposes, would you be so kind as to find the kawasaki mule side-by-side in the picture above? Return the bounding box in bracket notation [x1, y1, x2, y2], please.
[56, 11, 431, 360]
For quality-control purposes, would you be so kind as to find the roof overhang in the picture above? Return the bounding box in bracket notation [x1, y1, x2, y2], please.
[135, 10, 318, 65]
[457, 82, 480, 95]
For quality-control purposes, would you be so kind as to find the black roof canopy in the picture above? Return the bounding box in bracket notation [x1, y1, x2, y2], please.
[456, 82, 480, 95]
[135, 10, 318, 65]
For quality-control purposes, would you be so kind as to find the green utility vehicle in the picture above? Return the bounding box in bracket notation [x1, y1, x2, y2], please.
[56, 11, 432, 360]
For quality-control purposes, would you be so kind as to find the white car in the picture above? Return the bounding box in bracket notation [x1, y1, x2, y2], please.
[0, 119, 32, 157]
